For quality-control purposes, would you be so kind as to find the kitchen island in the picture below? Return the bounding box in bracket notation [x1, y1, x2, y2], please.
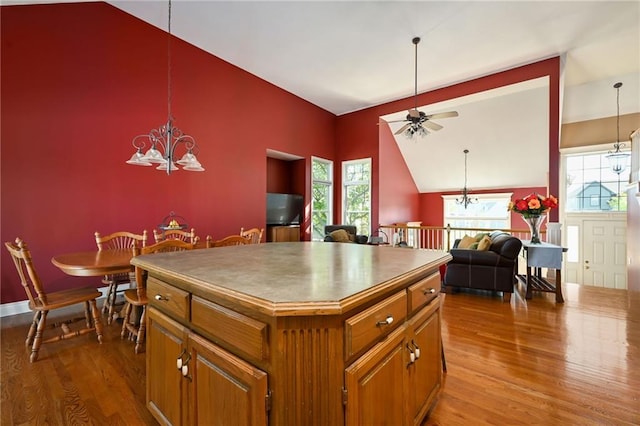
[132, 242, 451, 426]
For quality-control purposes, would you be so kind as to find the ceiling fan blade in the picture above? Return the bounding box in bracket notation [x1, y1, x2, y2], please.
[394, 123, 411, 135]
[385, 119, 409, 124]
[422, 120, 443, 131]
[408, 109, 420, 118]
[427, 111, 458, 120]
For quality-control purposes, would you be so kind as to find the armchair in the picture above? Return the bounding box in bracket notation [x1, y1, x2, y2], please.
[323, 225, 368, 244]
[443, 231, 522, 302]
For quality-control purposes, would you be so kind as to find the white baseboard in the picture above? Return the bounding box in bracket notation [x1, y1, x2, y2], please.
[0, 286, 110, 318]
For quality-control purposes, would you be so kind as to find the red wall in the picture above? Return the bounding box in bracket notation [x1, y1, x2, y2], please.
[378, 120, 420, 226]
[0, 3, 334, 303]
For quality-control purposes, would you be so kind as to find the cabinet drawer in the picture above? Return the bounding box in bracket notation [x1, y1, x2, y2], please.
[345, 290, 407, 358]
[191, 296, 269, 361]
[147, 277, 190, 321]
[407, 272, 440, 315]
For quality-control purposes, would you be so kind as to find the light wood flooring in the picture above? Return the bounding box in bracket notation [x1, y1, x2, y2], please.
[1, 283, 639, 425]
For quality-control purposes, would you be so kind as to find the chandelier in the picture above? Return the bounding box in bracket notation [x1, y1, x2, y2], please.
[606, 82, 629, 175]
[126, 0, 204, 175]
[456, 149, 478, 209]
[607, 82, 630, 175]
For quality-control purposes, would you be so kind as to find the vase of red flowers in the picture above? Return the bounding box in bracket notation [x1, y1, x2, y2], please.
[508, 193, 558, 244]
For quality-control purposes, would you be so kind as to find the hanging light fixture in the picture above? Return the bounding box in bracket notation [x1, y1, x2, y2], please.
[126, 0, 204, 175]
[606, 82, 629, 175]
[456, 149, 478, 209]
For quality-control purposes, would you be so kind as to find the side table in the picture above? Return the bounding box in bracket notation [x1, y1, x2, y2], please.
[518, 240, 568, 303]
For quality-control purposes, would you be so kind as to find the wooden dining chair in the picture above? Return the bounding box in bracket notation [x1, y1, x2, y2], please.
[239, 227, 264, 244]
[4, 238, 104, 362]
[205, 235, 251, 248]
[122, 239, 195, 354]
[95, 230, 147, 324]
[153, 228, 200, 245]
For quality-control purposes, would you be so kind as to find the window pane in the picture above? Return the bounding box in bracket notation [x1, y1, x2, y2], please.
[312, 157, 333, 241]
[343, 159, 371, 236]
[313, 161, 330, 182]
[443, 194, 511, 230]
[565, 151, 628, 212]
[312, 182, 331, 240]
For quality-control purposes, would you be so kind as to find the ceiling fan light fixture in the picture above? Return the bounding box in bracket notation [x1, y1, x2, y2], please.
[388, 37, 458, 139]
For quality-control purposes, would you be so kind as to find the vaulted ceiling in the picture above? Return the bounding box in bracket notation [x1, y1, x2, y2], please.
[8, 0, 640, 192]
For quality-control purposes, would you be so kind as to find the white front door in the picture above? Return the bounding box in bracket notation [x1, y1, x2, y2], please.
[582, 219, 627, 288]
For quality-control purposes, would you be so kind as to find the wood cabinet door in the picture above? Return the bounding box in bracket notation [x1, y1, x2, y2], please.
[187, 332, 268, 426]
[147, 307, 188, 426]
[407, 300, 442, 426]
[344, 325, 407, 426]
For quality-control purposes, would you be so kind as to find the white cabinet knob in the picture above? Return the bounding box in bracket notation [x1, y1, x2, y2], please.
[376, 315, 394, 326]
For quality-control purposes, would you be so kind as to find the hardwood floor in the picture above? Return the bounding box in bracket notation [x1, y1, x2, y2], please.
[1, 283, 638, 425]
[425, 283, 640, 426]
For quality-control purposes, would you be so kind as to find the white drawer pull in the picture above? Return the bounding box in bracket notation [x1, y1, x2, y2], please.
[376, 315, 394, 326]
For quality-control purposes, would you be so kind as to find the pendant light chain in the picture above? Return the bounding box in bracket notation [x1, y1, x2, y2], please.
[414, 38, 418, 110]
[167, 0, 172, 121]
[616, 82, 620, 144]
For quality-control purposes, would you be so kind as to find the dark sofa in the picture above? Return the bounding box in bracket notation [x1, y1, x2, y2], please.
[323, 225, 368, 244]
[443, 231, 522, 302]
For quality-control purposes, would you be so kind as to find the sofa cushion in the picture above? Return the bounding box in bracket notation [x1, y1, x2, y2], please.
[458, 235, 477, 249]
[477, 235, 492, 251]
[329, 229, 351, 243]
[474, 232, 490, 242]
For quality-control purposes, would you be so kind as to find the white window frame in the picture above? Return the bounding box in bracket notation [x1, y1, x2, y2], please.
[342, 158, 372, 236]
[311, 156, 333, 241]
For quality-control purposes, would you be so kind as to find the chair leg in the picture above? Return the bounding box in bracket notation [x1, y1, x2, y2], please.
[30, 310, 48, 363]
[84, 301, 92, 329]
[107, 284, 117, 325]
[135, 306, 146, 354]
[102, 281, 114, 315]
[120, 303, 133, 340]
[25, 311, 41, 348]
[89, 299, 104, 344]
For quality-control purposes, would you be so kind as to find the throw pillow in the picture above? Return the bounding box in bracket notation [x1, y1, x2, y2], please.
[458, 235, 476, 249]
[474, 232, 490, 242]
[469, 242, 479, 250]
[477, 235, 492, 251]
[330, 229, 351, 243]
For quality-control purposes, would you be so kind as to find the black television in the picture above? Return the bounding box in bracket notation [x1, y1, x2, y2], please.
[266, 193, 303, 226]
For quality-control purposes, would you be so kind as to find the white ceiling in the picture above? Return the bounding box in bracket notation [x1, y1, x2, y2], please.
[5, 0, 640, 192]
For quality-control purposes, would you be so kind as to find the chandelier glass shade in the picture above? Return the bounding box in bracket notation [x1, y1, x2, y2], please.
[605, 82, 629, 175]
[456, 149, 478, 209]
[125, 0, 204, 175]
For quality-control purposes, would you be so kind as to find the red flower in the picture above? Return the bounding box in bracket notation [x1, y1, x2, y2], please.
[542, 195, 558, 209]
[508, 193, 558, 217]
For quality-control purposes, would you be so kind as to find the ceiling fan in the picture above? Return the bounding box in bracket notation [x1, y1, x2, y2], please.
[387, 37, 458, 138]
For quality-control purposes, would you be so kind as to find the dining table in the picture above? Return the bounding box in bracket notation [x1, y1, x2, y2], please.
[51, 248, 134, 277]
